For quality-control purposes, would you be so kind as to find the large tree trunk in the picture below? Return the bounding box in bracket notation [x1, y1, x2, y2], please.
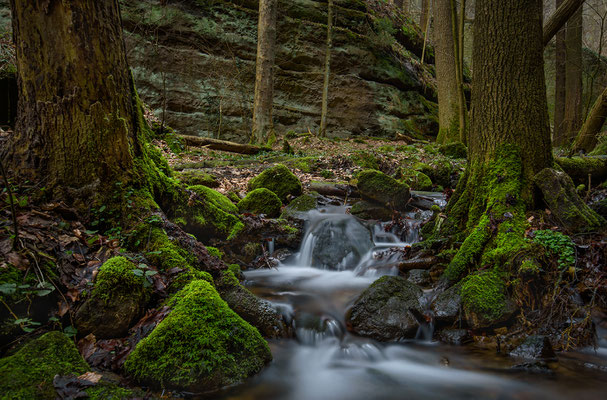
[572, 85, 607, 153]
[251, 0, 278, 144]
[5, 0, 141, 199]
[319, 0, 333, 138]
[434, 0, 461, 144]
[554, 0, 567, 145]
[562, 5, 583, 145]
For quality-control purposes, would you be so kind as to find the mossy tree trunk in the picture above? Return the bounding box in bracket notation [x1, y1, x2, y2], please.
[553, 0, 567, 145]
[5, 0, 145, 204]
[443, 0, 552, 282]
[572, 84, 607, 153]
[251, 0, 277, 144]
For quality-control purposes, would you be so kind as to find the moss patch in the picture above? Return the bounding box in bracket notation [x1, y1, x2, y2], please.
[460, 270, 508, 325]
[124, 279, 271, 391]
[356, 169, 410, 211]
[247, 164, 302, 202]
[439, 142, 467, 159]
[238, 188, 282, 218]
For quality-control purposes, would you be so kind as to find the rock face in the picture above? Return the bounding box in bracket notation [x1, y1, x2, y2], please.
[119, 0, 438, 141]
[346, 276, 422, 341]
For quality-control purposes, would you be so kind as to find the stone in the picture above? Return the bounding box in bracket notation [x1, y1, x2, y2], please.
[350, 200, 393, 221]
[438, 329, 472, 345]
[509, 335, 557, 360]
[238, 188, 282, 218]
[356, 169, 410, 211]
[407, 269, 432, 287]
[280, 192, 324, 220]
[431, 284, 462, 325]
[248, 164, 302, 202]
[346, 276, 423, 341]
[438, 142, 467, 159]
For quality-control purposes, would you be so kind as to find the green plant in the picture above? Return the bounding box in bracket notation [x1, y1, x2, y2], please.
[532, 230, 576, 270]
[132, 263, 158, 288]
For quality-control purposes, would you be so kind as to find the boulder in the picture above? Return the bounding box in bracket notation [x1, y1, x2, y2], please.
[184, 185, 244, 241]
[400, 170, 433, 191]
[407, 269, 432, 287]
[280, 192, 324, 220]
[350, 200, 393, 221]
[75, 257, 149, 339]
[175, 169, 219, 187]
[346, 276, 422, 341]
[509, 336, 557, 360]
[248, 164, 302, 202]
[124, 280, 272, 391]
[431, 283, 462, 325]
[356, 169, 410, 211]
[238, 188, 282, 218]
[438, 142, 467, 159]
[438, 329, 472, 345]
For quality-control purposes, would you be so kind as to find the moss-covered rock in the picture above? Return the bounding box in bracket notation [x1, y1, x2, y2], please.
[247, 164, 302, 202]
[175, 169, 220, 188]
[280, 192, 322, 220]
[356, 169, 410, 211]
[75, 257, 149, 339]
[124, 279, 271, 391]
[346, 276, 422, 341]
[460, 270, 516, 329]
[399, 170, 433, 191]
[439, 142, 467, 159]
[413, 159, 454, 187]
[0, 331, 89, 399]
[238, 188, 283, 218]
[350, 200, 393, 221]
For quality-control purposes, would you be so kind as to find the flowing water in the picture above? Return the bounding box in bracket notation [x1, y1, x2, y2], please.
[216, 206, 607, 400]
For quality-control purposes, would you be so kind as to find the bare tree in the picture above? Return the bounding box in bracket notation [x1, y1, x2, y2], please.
[319, 0, 334, 137]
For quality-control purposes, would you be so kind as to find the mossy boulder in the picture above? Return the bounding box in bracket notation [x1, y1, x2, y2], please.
[413, 160, 454, 187]
[346, 276, 422, 341]
[356, 169, 410, 211]
[238, 188, 282, 218]
[124, 279, 271, 391]
[0, 331, 89, 399]
[75, 257, 149, 339]
[247, 164, 302, 202]
[216, 270, 290, 338]
[430, 283, 462, 325]
[280, 192, 322, 220]
[438, 142, 467, 159]
[183, 185, 244, 241]
[460, 270, 516, 329]
[350, 200, 393, 221]
[399, 170, 433, 191]
[175, 169, 219, 188]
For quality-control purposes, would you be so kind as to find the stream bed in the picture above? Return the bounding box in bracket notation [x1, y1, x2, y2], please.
[216, 206, 607, 400]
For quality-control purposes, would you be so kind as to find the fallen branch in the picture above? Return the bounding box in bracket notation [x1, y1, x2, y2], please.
[555, 156, 607, 183]
[178, 135, 270, 155]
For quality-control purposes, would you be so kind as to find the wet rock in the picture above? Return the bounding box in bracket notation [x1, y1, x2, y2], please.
[346, 276, 423, 341]
[217, 271, 290, 338]
[280, 192, 323, 221]
[350, 200, 393, 221]
[75, 257, 149, 339]
[438, 329, 472, 345]
[534, 168, 605, 232]
[510, 361, 555, 375]
[356, 169, 410, 211]
[238, 188, 282, 218]
[509, 336, 557, 360]
[248, 164, 302, 202]
[413, 160, 454, 188]
[438, 142, 467, 159]
[431, 284, 462, 325]
[174, 169, 219, 188]
[398, 170, 433, 191]
[407, 269, 432, 287]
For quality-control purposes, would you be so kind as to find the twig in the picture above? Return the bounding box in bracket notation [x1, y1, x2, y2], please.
[0, 159, 18, 249]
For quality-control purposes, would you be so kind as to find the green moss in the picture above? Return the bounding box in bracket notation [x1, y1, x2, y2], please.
[93, 257, 145, 302]
[519, 259, 541, 276]
[284, 157, 318, 173]
[356, 169, 409, 210]
[400, 170, 433, 191]
[0, 331, 89, 399]
[238, 188, 282, 218]
[350, 150, 380, 169]
[124, 280, 271, 390]
[460, 270, 507, 322]
[85, 381, 137, 400]
[228, 264, 243, 280]
[248, 164, 302, 202]
[206, 246, 224, 259]
[413, 158, 454, 187]
[147, 246, 189, 271]
[175, 170, 219, 187]
[439, 142, 467, 159]
[183, 185, 244, 240]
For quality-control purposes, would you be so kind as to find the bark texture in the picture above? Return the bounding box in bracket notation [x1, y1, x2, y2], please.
[543, 0, 585, 46]
[554, 0, 567, 145]
[251, 0, 278, 144]
[572, 85, 607, 152]
[319, 0, 333, 137]
[6, 0, 139, 195]
[420, 0, 430, 33]
[562, 5, 584, 145]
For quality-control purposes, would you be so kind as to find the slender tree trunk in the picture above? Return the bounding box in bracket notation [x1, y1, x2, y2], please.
[5, 0, 141, 200]
[554, 0, 567, 145]
[572, 85, 607, 153]
[420, 0, 430, 33]
[434, 0, 461, 144]
[562, 5, 583, 145]
[394, 0, 404, 9]
[319, 0, 333, 138]
[450, 0, 467, 143]
[252, 0, 278, 144]
[543, 0, 585, 46]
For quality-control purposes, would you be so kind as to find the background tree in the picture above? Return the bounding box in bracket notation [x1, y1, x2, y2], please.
[252, 0, 278, 144]
[554, 0, 568, 145]
[562, 4, 584, 144]
[319, 0, 333, 138]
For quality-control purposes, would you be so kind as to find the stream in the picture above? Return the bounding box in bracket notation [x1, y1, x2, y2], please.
[216, 205, 607, 400]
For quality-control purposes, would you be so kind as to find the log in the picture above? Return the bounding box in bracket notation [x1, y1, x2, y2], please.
[543, 0, 585, 47]
[571, 86, 607, 153]
[398, 257, 437, 271]
[309, 181, 361, 198]
[178, 135, 269, 155]
[556, 156, 607, 183]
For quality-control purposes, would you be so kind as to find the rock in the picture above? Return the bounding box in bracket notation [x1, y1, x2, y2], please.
[356, 169, 410, 211]
[510, 361, 555, 375]
[350, 200, 393, 221]
[216, 270, 290, 338]
[431, 284, 462, 325]
[413, 160, 454, 187]
[346, 276, 423, 341]
[0, 331, 89, 399]
[438, 142, 467, 159]
[438, 329, 472, 345]
[175, 169, 219, 187]
[590, 198, 607, 219]
[399, 170, 433, 191]
[534, 168, 605, 232]
[248, 164, 302, 202]
[124, 280, 272, 391]
[238, 188, 282, 218]
[280, 192, 323, 220]
[509, 336, 557, 360]
[75, 257, 149, 339]
[407, 269, 432, 287]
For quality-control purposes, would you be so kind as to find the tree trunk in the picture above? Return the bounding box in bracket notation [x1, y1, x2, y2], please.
[434, 0, 461, 144]
[543, 0, 585, 46]
[252, 0, 278, 144]
[5, 0, 141, 201]
[179, 135, 268, 155]
[319, 0, 333, 138]
[394, 0, 404, 9]
[420, 0, 430, 33]
[554, 0, 567, 145]
[572, 85, 607, 153]
[562, 5, 583, 145]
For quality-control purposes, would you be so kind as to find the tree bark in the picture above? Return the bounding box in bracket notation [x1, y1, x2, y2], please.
[554, 0, 567, 145]
[179, 135, 268, 155]
[543, 0, 585, 46]
[572, 85, 607, 153]
[319, 0, 333, 138]
[420, 0, 430, 33]
[562, 5, 583, 145]
[252, 0, 278, 144]
[434, 0, 461, 144]
[5, 0, 141, 199]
